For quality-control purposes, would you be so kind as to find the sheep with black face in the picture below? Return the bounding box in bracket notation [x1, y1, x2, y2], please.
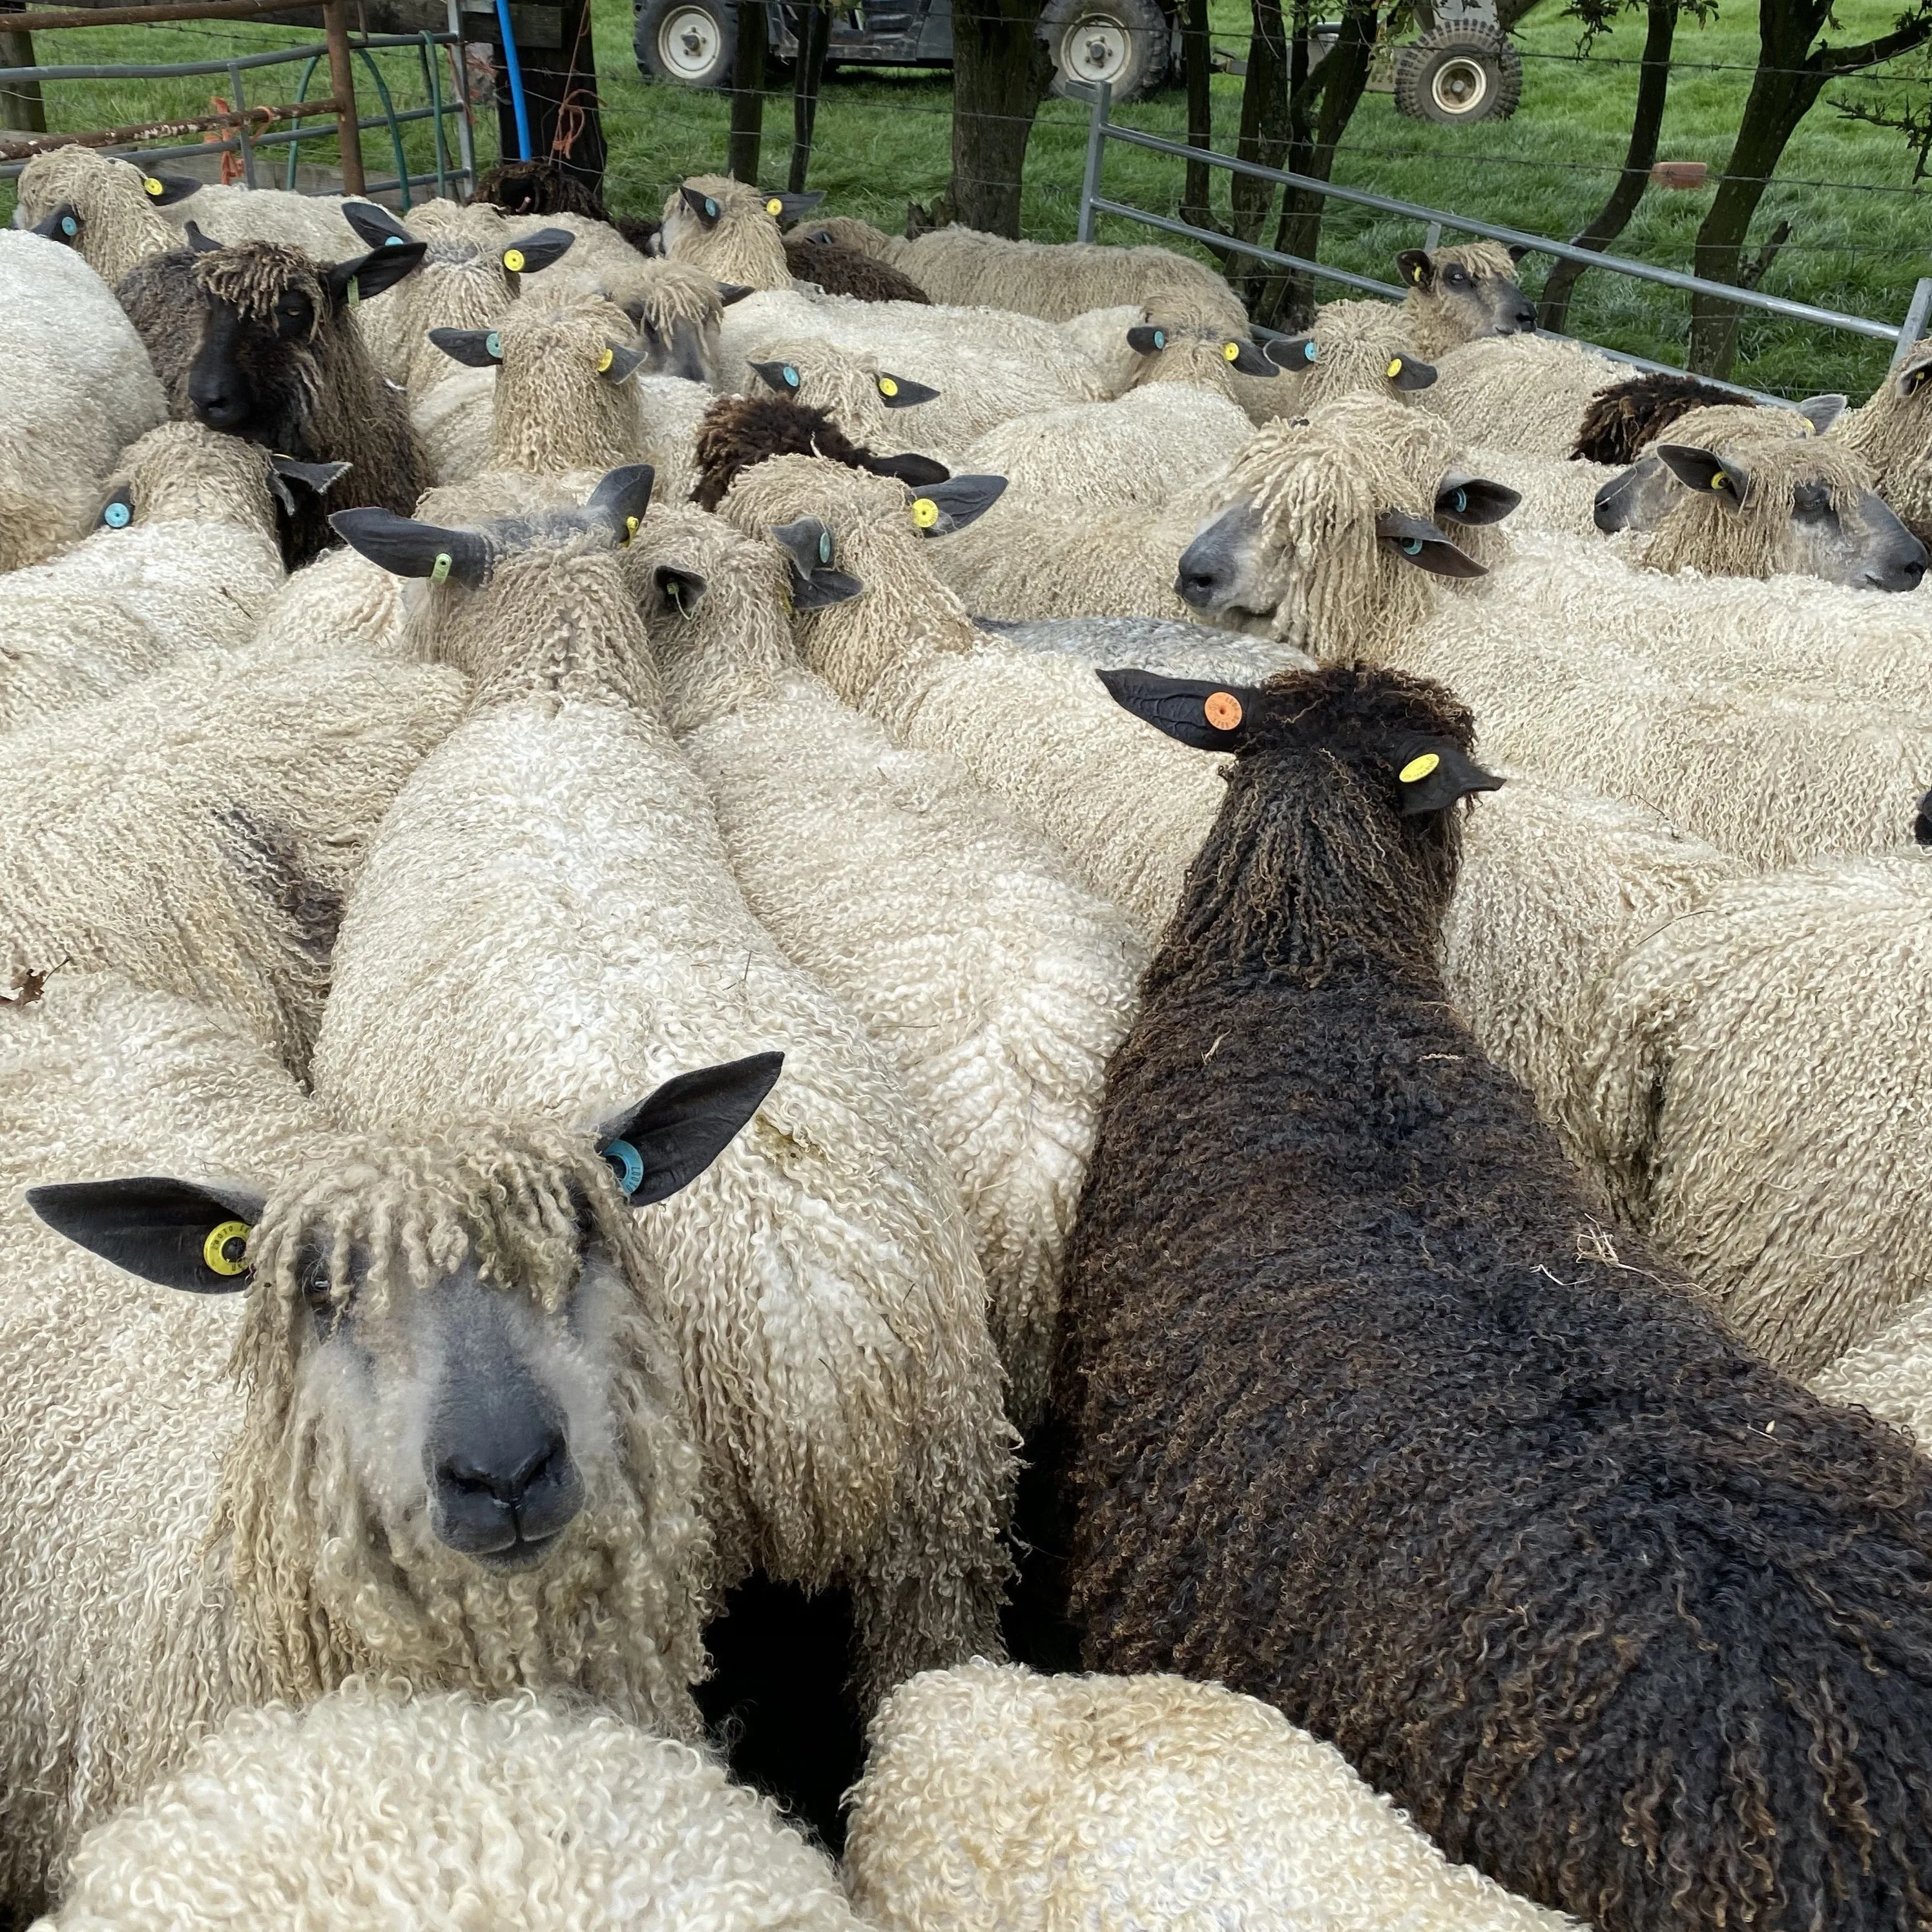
[1055, 658, 1932, 1932]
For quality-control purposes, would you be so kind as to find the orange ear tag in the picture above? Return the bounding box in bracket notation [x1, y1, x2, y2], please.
[1204, 691, 1243, 731]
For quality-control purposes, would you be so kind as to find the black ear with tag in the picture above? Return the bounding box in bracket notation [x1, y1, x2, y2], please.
[140, 169, 202, 207]
[183, 222, 223, 255]
[30, 203, 80, 245]
[27, 1176, 267, 1294]
[717, 280, 756, 305]
[1389, 736, 1503, 815]
[599, 342, 647, 384]
[681, 185, 723, 227]
[1433, 473, 1520, 527]
[324, 240, 427, 308]
[864, 451, 950, 491]
[1126, 324, 1169, 355]
[502, 226, 576, 275]
[266, 454, 351, 513]
[429, 327, 503, 368]
[1375, 511, 1488, 577]
[654, 564, 709, 616]
[1222, 337, 1276, 377]
[341, 200, 415, 251]
[909, 473, 1006, 536]
[1796, 391, 1847, 433]
[1395, 248, 1434, 291]
[1656, 442, 1746, 510]
[1097, 667, 1263, 753]
[585, 462, 654, 544]
[762, 189, 824, 223]
[1895, 351, 1932, 400]
[1265, 333, 1318, 371]
[751, 358, 803, 395]
[771, 515, 864, 609]
[329, 507, 492, 585]
[876, 371, 939, 408]
[596, 1052, 784, 1207]
[1386, 353, 1437, 391]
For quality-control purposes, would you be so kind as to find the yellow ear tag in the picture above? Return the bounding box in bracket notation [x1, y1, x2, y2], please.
[911, 497, 940, 529]
[1203, 690, 1243, 731]
[625, 514, 640, 544]
[598, 348, 615, 373]
[1411, 262, 1425, 284]
[766, 197, 784, 216]
[1223, 340, 1240, 362]
[1710, 472, 1729, 492]
[203, 1220, 251, 1276]
[878, 375, 899, 398]
[1386, 357, 1404, 378]
[143, 176, 165, 197]
[1400, 751, 1440, 784]
[503, 247, 526, 273]
[346, 277, 360, 307]
[430, 552, 452, 583]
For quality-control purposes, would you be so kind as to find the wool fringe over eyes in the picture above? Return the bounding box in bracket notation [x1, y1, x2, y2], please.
[661, 174, 792, 293]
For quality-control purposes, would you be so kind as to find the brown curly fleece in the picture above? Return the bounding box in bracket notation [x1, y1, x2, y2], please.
[690, 393, 948, 511]
[1572, 369, 1752, 466]
[783, 232, 930, 304]
[1054, 659, 1932, 1932]
[474, 157, 607, 220]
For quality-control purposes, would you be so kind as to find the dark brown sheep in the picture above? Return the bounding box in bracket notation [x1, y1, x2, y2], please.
[1572, 369, 1751, 466]
[690, 393, 948, 512]
[1054, 658, 1932, 1932]
[118, 234, 427, 568]
[473, 156, 607, 221]
[784, 231, 930, 304]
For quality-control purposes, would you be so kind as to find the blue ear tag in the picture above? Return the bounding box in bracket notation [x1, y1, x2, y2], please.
[818, 529, 831, 564]
[384, 234, 406, 247]
[430, 552, 452, 583]
[1303, 339, 1317, 362]
[101, 497, 132, 528]
[59, 214, 77, 237]
[783, 364, 799, 388]
[485, 331, 502, 358]
[704, 198, 719, 219]
[603, 1137, 645, 1196]
[1402, 537, 1424, 556]
[1451, 488, 1467, 514]
[1152, 329, 1166, 349]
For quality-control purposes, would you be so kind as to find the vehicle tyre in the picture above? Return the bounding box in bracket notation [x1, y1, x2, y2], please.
[635, 0, 737, 88]
[1392, 21, 1522, 122]
[1043, 0, 1169, 101]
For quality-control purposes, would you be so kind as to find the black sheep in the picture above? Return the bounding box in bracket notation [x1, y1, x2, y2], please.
[783, 231, 931, 304]
[1056, 659, 1932, 1932]
[690, 393, 948, 512]
[118, 234, 427, 568]
[1572, 369, 1751, 466]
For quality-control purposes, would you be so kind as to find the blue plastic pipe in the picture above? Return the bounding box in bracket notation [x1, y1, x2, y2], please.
[495, 0, 532, 161]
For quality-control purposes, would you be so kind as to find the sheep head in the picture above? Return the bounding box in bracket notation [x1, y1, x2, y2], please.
[1263, 298, 1437, 408]
[660, 174, 824, 292]
[1393, 242, 1536, 358]
[1121, 318, 1276, 400]
[13, 147, 192, 284]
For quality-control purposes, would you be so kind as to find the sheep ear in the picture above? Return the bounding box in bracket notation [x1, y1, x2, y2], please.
[680, 185, 723, 227]
[751, 358, 802, 394]
[341, 200, 415, 250]
[876, 371, 939, 408]
[599, 343, 647, 384]
[653, 564, 708, 616]
[716, 281, 756, 306]
[26, 1177, 266, 1294]
[1097, 668, 1261, 752]
[1221, 336, 1276, 377]
[1396, 249, 1434, 290]
[909, 473, 1006, 535]
[266, 454, 351, 512]
[595, 1052, 784, 1207]
[502, 226, 575, 275]
[1125, 324, 1169, 355]
[329, 507, 492, 585]
[30, 203, 80, 245]
[1895, 353, 1932, 400]
[183, 222, 223, 255]
[770, 515, 864, 609]
[1655, 442, 1745, 510]
[1386, 353, 1436, 391]
[585, 462, 654, 543]
[429, 327, 503, 367]
[1506, 244, 1530, 265]
[140, 170, 201, 206]
[326, 240, 426, 307]
[1433, 473, 1519, 526]
[762, 189, 825, 223]
[1389, 737, 1503, 815]
[864, 451, 950, 490]
[1265, 333, 1317, 370]
[1796, 391, 1847, 433]
[1376, 511, 1487, 577]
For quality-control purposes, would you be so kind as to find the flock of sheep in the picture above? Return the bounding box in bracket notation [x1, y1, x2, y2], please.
[1, 132, 1931, 1932]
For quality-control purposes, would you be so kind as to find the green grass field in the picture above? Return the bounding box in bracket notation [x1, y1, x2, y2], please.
[5, 0, 1927, 395]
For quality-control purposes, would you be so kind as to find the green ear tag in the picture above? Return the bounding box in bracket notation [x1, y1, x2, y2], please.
[430, 552, 452, 583]
[346, 276, 360, 307]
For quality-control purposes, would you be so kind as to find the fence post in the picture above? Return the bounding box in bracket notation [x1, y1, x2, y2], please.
[321, 0, 364, 194]
[1422, 218, 1441, 251]
[1897, 276, 1932, 363]
[446, 0, 475, 198]
[1077, 79, 1110, 244]
[0, 3, 47, 134]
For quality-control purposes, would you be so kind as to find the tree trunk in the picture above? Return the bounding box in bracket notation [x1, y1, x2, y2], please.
[1180, 0, 1214, 229]
[1538, 0, 1676, 332]
[1227, 0, 1290, 301]
[940, 0, 1055, 235]
[501, 0, 608, 196]
[788, 0, 831, 191]
[727, 0, 767, 184]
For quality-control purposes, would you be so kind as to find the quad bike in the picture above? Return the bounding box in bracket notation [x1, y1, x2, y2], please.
[1390, 0, 1522, 122]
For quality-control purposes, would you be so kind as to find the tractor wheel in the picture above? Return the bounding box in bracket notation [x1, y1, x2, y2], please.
[1393, 21, 1522, 122]
[635, 0, 737, 88]
[1044, 0, 1170, 101]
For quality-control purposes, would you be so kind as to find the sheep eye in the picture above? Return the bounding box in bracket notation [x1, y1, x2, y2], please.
[1446, 268, 1471, 289]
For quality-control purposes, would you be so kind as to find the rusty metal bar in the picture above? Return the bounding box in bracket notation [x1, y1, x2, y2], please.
[0, 92, 335, 156]
[14, 0, 318, 27]
[320, 0, 360, 192]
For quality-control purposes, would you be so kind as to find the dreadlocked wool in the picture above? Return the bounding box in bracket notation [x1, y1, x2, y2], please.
[1814, 1289, 1932, 1445]
[734, 333, 960, 462]
[1836, 336, 1932, 542]
[0, 227, 167, 571]
[474, 156, 608, 218]
[1393, 241, 1536, 359]
[1457, 442, 1613, 537]
[690, 393, 948, 513]
[313, 512, 1015, 1701]
[623, 506, 1145, 1426]
[783, 230, 930, 304]
[0, 641, 463, 1074]
[0, 422, 289, 733]
[1242, 296, 1437, 425]
[660, 174, 794, 290]
[0, 973, 708, 1913]
[38, 1681, 861, 1932]
[1056, 660, 1932, 1932]
[1417, 332, 1625, 457]
[1583, 851, 1932, 1376]
[1572, 370, 1756, 466]
[845, 1663, 1574, 1932]
[807, 216, 1248, 331]
[14, 147, 179, 286]
[592, 259, 731, 382]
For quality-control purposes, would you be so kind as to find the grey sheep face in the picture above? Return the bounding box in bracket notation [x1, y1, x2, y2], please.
[1395, 245, 1535, 342]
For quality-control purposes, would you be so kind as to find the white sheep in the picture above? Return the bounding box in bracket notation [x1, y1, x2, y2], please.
[844, 1661, 1574, 1932]
[735, 335, 958, 462]
[1234, 295, 1439, 426]
[321, 476, 1017, 1701]
[1416, 332, 1626, 457]
[1386, 240, 1537, 358]
[0, 227, 167, 570]
[621, 503, 1147, 1425]
[36, 1681, 860, 1932]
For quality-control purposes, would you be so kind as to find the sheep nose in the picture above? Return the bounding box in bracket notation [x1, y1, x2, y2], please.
[441, 1430, 567, 1509]
[1175, 542, 1228, 609]
[188, 381, 247, 431]
[1509, 302, 1536, 331]
[431, 1424, 583, 1558]
[1866, 551, 1927, 594]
